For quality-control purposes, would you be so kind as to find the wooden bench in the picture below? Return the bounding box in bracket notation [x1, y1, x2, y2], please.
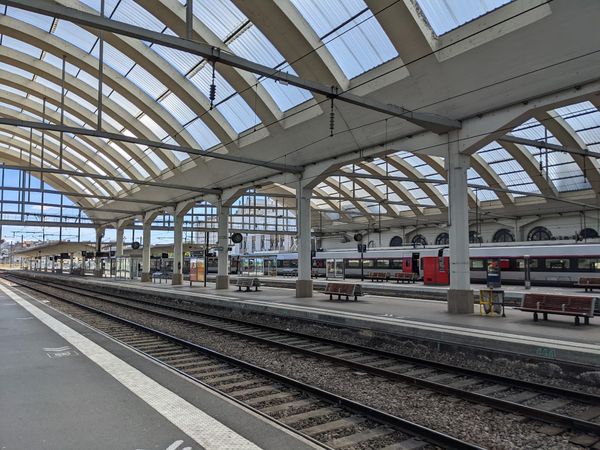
[236, 277, 261, 292]
[518, 293, 596, 325]
[323, 282, 363, 301]
[369, 272, 388, 282]
[390, 272, 417, 283]
[575, 277, 600, 292]
[152, 271, 172, 284]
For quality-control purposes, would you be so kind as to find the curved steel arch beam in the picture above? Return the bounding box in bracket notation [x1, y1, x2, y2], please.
[0, 122, 123, 196]
[321, 179, 374, 221]
[137, 0, 281, 129]
[234, 0, 347, 92]
[498, 140, 557, 197]
[0, 154, 97, 211]
[0, 140, 112, 203]
[536, 110, 600, 192]
[354, 162, 422, 215]
[0, 15, 188, 168]
[58, 0, 239, 145]
[0, 90, 142, 182]
[0, 45, 172, 172]
[374, 157, 446, 210]
[470, 154, 514, 206]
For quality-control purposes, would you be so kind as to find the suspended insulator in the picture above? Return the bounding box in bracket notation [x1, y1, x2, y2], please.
[329, 98, 335, 137]
[209, 61, 217, 110]
[209, 83, 216, 109]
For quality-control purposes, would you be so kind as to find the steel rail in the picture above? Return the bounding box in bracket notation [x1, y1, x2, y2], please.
[9, 276, 481, 450]
[11, 274, 600, 437]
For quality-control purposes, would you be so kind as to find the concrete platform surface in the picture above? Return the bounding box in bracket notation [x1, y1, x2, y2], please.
[0, 280, 318, 450]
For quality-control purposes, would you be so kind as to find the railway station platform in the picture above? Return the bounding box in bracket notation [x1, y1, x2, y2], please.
[11, 271, 600, 367]
[0, 279, 318, 450]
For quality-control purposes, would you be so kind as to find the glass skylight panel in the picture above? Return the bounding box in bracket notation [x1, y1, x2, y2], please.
[7, 6, 53, 31]
[143, 148, 168, 171]
[193, 0, 247, 41]
[185, 118, 220, 149]
[0, 83, 26, 96]
[53, 20, 97, 53]
[1, 35, 42, 59]
[108, 91, 141, 117]
[95, 43, 135, 76]
[42, 53, 80, 78]
[190, 64, 258, 133]
[416, 0, 512, 36]
[138, 114, 168, 141]
[151, 42, 202, 76]
[126, 65, 167, 99]
[0, 62, 33, 80]
[227, 24, 312, 111]
[290, 0, 398, 79]
[159, 93, 196, 125]
[111, 0, 165, 32]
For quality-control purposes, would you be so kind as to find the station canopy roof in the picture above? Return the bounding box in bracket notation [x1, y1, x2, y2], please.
[0, 0, 599, 231]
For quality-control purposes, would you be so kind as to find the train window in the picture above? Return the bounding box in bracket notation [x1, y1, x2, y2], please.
[577, 258, 600, 270]
[390, 259, 403, 269]
[546, 258, 570, 270]
[376, 259, 390, 268]
[470, 259, 485, 270]
[362, 259, 374, 268]
[346, 259, 360, 268]
[499, 259, 510, 269]
[516, 259, 539, 270]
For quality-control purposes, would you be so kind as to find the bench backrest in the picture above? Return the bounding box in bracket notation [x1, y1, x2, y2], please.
[236, 277, 254, 286]
[324, 282, 356, 296]
[393, 272, 416, 279]
[522, 293, 595, 316]
[370, 272, 387, 278]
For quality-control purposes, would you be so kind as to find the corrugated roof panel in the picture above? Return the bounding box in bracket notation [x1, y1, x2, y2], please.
[416, 0, 512, 35]
[290, 0, 397, 79]
[192, 0, 247, 41]
[53, 20, 98, 53]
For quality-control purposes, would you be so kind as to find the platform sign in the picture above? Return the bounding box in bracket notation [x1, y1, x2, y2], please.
[486, 259, 502, 288]
[189, 257, 205, 283]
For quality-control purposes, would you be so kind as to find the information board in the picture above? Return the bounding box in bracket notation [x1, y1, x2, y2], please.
[189, 257, 205, 283]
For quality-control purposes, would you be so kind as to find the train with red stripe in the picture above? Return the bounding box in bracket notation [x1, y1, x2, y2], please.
[234, 243, 600, 287]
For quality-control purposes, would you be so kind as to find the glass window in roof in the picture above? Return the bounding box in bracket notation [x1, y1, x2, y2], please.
[228, 25, 312, 111]
[416, 0, 512, 36]
[78, 0, 120, 17]
[126, 65, 167, 99]
[95, 43, 135, 76]
[1, 35, 42, 59]
[192, 0, 247, 41]
[185, 117, 220, 150]
[189, 65, 258, 133]
[152, 40, 202, 76]
[159, 93, 196, 125]
[138, 114, 168, 140]
[108, 91, 142, 117]
[6, 6, 53, 31]
[290, 0, 398, 79]
[110, 0, 165, 32]
[53, 20, 98, 52]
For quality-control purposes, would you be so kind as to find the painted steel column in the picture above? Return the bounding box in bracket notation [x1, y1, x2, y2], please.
[216, 202, 229, 289]
[141, 221, 152, 282]
[172, 214, 184, 285]
[115, 226, 124, 257]
[296, 181, 313, 298]
[447, 132, 473, 313]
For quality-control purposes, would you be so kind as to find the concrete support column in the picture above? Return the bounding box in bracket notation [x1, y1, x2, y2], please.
[94, 227, 104, 277]
[115, 226, 124, 257]
[296, 181, 313, 298]
[141, 221, 152, 282]
[216, 202, 230, 289]
[447, 133, 473, 313]
[172, 214, 184, 285]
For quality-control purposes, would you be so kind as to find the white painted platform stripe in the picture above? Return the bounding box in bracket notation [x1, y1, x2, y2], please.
[0, 284, 261, 450]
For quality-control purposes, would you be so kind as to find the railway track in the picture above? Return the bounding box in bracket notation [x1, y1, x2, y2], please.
[5, 275, 479, 450]
[7, 274, 600, 448]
